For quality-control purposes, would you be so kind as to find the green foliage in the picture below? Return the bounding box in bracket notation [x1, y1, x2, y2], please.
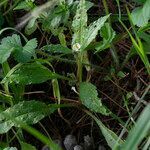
[42, 2, 70, 35]
[42, 44, 72, 54]
[82, 15, 110, 51]
[0, 0, 149, 149]
[20, 142, 36, 150]
[131, 0, 150, 27]
[120, 10, 150, 74]
[72, 0, 109, 51]
[0, 34, 21, 64]
[3, 147, 17, 150]
[0, 100, 57, 134]
[21, 124, 62, 150]
[79, 82, 109, 115]
[86, 111, 124, 149]
[122, 104, 150, 149]
[72, 0, 87, 47]
[0, 34, 37, 63]
[14, 0, 35, 11]
[1, 62, 62, 85]
[13, 38, 37, 63]
[133, 0, 147, 3]
[95, 23, 116, 52]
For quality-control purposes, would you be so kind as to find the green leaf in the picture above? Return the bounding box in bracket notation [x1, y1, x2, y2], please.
[122, 104, 150, 149]
[131, 0, 150, 27]
[42, 44, 72, 54]
[72, 0, 87, 46]
[0, 91, 13, 104]
[72, 0, 108, 51]
[14, 38, 37, 63]
[0, 34, 37, 63]
[1, 34, 22, 47]
[0, 100, 57, 134]
[0, 34, 22, 63]
[42, 4, 69, 35]
[133, 0, 147, 3]
[1, 63, 62, 85]
[0, 45, 14, 64]
[21, 142, 36, 150]
[81, 15, 110, 51]
[86, 111, 124, 149]
[25, 18, 37, 35]
[3, 147, 17, 150]
[14, 1, 35, 11]
[79, 82, 109, 115]
[95, 23, 116, 52]
[117, 71, 126, 78]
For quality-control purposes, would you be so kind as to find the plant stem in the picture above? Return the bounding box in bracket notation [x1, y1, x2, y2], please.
[77, 52, 83, 84]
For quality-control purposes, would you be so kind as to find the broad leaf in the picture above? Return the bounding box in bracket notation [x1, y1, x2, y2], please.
[72, 0, 108, 51]
[14, 38, 37, 63]
[95, 23, 116, 52]
[0, 34, 37, 63]
[0, 100, 58, 134]
[25, 18, 37, 35]
[14, 1, 35, 11]
[42, 44, 72, 54]
[21, 142, 36, 150]
[0, 45, 14, 64]
[81, 15, 109, 51]
[1, 34, 22, 47]
[3, 147, 17, 150]
[0, 34, 22, 64]
[131, 0, 150, 27]
[72, 0, 87, 46]
[1, 63, 62, 85]
[79, 82, 109, 115]
[42, 3, 69, 35]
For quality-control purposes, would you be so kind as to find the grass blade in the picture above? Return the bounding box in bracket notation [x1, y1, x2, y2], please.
[122, 104, 150, 149]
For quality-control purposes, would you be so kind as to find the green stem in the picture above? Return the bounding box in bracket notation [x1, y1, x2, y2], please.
[77, 52, 83, 84]
[22, 124, 61, 150]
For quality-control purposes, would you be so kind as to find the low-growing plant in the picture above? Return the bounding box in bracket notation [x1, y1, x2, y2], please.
[0, 0, 149, 150]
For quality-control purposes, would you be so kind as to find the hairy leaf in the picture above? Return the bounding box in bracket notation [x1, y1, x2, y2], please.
[0, 34, 37, 63]
[42, 3, 69, 35]
[72, 0, 87, 46]
[42, 44, 72, 54]
[14, 1, 35, 11]
[0, 101, 57, 134]
[13, 38, 37, 63]
[79, 82, 109, 115]
[1, 63, 62, 85]
[81, 15, 109, 51]
[0, 34, 22, 63]
[3, 147, 17, 150]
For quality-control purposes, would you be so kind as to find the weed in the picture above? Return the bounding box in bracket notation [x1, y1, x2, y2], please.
[0, 0, 149, 150]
